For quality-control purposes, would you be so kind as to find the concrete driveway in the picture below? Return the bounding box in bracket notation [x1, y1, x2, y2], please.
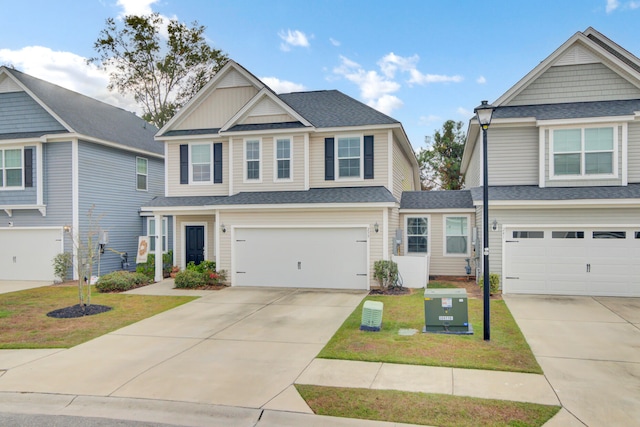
[0, 287, 366, 411]
[504, 295, 640, 427]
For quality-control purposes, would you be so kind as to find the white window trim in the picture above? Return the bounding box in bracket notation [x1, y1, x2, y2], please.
[404, 215, 430, 255]
[548, 124, 619, 180]
[0, 147, 25, 191]
[442, 214, 471, 257]
[147, 217, 168, 254]
[273, 136, 293, 182]
[189, 142, 213, 185]
[136, 156, 148, 191]
[335, 134, 364, 181]
[244, 138, 262, 183]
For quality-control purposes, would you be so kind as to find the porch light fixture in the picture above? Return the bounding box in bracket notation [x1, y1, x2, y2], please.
[63, 225, 71, 233]
[374, 222, 379, 233]
[492, 219, 498, 231]
[474, 100, 495, 341]
[221, 223, 226, 233]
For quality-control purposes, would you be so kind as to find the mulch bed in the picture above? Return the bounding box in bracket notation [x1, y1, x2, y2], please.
[369, 287, 412, 296]
[368, 278, 502, 300]
[46, 304, 113, 318]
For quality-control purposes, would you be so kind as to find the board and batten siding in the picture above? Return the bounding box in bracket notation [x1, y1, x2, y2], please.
[0, 91, 65, 135]
[174, 86, 259, 131]
[486, 126, 539, 186]
[217, 209, 384, 288]
[166, 140, 230, 197]
[231, 135, 306, 193]
[627, 121, 640, 183]
[309, 130, 389, 189]
[477, 206, 640, 280]
[392, 136, 416, 200]
[507, 63, 640, 106]
[77, 141, 163, 274]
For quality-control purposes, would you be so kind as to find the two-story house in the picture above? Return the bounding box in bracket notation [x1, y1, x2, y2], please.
[0, 67, 164, 283]
[457, 27, 640, 297]
[142, 60, 454, 288]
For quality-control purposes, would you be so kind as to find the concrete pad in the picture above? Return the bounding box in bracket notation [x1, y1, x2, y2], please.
[0, 280, 51, 295]
[538, 356, 640, 427]
[541, 408, 584, 427]
[112, 339, 323, 408]
[296, 359, 382, 389]
[259, 410, 428, 427]
[503, 294, 624, 322]
[596, 296, 640, 324]
[112, 301, 264, 339]
[0, 335, 200, 395]
[515, 318, 640, 362]
[213, 303, 356, 344]
[0, 391, 76, 414]
[262, 385, 313, 413]
[0, 349, 63, 369]
[273, 289, 367, 307]
[371, 364, 452, 395]
[453, 368, 559, 405]
[198, 287, 296, 305]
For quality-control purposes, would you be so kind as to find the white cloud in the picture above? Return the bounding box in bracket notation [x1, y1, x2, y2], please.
[476, 76, 487, 84]
[0, 46, 139, 113]
[378, 52, 419, 78]
[278, 29, 311, 51]
[368, 95, 403, 116]
[457, 107, 474, 119]
[333, 55, 400, 100]
[408, 69, 463, 85]
[630, 0, 640, 8]
[116, 0, 159, 17]
[260, 77, 306, 94]
[606, 0, 620, 12]
[606, 0, 640, 12]
[330, 38, 341, 47]
[418, 115, 442, 126]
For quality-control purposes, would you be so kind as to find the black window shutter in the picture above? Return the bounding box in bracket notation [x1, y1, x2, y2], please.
[364, 135, 374, 179]
[24, 148, 33, 187]
[213, 143, 223, 183]
[179, 144, 188, 184]
[325, 137, 335, 181]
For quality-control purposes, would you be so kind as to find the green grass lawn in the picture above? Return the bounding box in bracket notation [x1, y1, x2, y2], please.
[0, 285, 197, 349]
[319, 284, 541, 373]
[297, 385, 560, 427]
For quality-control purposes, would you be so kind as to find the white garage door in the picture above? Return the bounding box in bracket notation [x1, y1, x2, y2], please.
[233, 227, 369, 289]
[0, 228, 63, 281]
[503, 227, 640, 296]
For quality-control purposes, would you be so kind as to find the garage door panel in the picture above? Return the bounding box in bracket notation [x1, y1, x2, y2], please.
[0, 228, 62, 281]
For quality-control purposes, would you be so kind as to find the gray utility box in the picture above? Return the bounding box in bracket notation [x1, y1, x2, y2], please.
[423, 288, 473, 335]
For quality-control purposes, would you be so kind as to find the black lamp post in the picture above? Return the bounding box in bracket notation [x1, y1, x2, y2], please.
[474, 100, 495, 341]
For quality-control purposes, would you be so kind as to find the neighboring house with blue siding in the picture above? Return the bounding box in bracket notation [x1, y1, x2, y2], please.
[0, 66, 165, 282]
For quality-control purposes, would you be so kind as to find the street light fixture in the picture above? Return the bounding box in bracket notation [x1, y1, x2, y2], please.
[474, 100, 495, 341]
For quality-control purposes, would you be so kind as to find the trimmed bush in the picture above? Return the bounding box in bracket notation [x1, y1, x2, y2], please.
[479, 273, 501, 294]
[174, 269, 207, 289]
[373, 260, 399, 290]
[136, 250, 174, 280]
[185, 260, 216, 274]
[96, 271, 150, 293]
[52, 252, 73, 283]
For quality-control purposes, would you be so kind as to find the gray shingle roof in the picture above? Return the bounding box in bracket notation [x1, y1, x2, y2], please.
[5, 67, 161, 155]
[587, 33, 640, 74]
[278, 90, 399, 128]
[400, 190, 474, 209]
[493, 99, 640, 120]
[143, 186, 398, 208]
[163, 128, 221, 137]
[469, 184, 640, 201]
[226, 122, 307, 132]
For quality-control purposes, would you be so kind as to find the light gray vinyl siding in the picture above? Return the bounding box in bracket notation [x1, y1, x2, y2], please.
[464, 134, 482, 188]
[0, 92, 66, 135]
[78, 141, 164, 274]
[483, 206, 640, 280]
[487, 126, 538, 186]
[0, 145, 37, 204]
[508, 63, 640, 106]
[628, 121, 640, 183]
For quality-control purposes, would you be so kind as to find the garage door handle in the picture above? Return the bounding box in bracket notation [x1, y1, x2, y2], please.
[356, 273, 367, 276]
[506, 276, 519, 279]
[236, 271, 246, 274]
[587, 263, 591, 273]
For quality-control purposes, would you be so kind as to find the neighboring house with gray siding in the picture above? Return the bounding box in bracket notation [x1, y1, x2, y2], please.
[455, 27, 640, 297]
[0, 66, 164, 282]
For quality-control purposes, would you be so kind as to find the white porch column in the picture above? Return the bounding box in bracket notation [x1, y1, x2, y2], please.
[154, 213, 164, 282]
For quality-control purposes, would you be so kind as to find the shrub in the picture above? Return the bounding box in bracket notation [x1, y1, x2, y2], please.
[479, 273, 501, 294]
[373, 260, 399, 290]
[96, 271, 149, 293]
[185, 260, 216, 274]
[174, 269, 207, 288]
[206, 269, 227, 285]
[52, 252, 73, 283]
[136, 250, 174, 280]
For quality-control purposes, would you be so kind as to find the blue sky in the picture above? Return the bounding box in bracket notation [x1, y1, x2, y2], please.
[1, 0, 639, 150]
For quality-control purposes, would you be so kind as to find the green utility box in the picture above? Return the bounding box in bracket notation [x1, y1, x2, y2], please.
[423, 288, 473, 335]
[360, 300, 383, 331]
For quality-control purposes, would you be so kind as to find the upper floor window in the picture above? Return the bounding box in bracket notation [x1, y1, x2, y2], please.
[444, 216, 469, 256]
[0, 148, 23, 189]
[406, 216, 429, 254]
[552, 127, 615, 178]
[245, 139, 261, 181]
[337, 136, 362, 179]
[191, 144, 211, 182]
[136, 157, 148, 191]
[275, 138, 291, 180]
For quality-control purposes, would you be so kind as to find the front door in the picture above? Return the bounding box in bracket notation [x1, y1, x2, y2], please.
[185, 226, 205, 265]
